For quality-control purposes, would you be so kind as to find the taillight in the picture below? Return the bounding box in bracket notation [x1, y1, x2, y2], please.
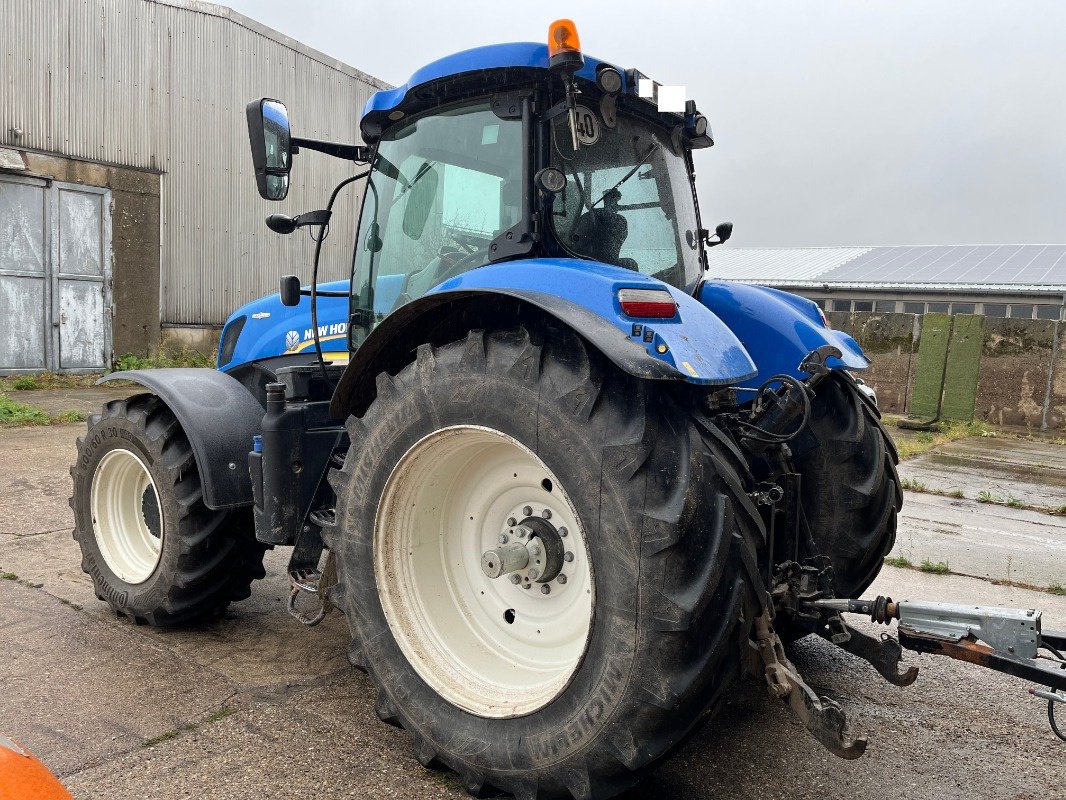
[617, 288, 677, 319]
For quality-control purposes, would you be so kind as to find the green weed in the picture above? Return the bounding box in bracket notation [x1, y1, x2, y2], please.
[0, 394, 50, 425]
[919, 558, 951, 575]
[884, 555, 913, 569]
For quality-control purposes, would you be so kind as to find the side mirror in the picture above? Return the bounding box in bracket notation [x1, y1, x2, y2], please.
[246, 98, 292, 201]
[703, 221, 734, 248]
[279, 275, 301, 307]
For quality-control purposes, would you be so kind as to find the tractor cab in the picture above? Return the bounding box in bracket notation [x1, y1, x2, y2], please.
[246, 23, 719, 355]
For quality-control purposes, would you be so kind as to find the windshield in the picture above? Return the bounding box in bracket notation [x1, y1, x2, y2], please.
[351, 101, 523, 340]
[548, 108, 702, 290]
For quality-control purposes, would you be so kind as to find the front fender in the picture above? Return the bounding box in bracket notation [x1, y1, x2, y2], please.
[99, 369, 264, 510]
[697, 281, 868, 389]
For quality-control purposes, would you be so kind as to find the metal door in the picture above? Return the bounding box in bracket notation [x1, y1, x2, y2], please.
[0, 175, 111, 373]
[0, 176, 49, 371]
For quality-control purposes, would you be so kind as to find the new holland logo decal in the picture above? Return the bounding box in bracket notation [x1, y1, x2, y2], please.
[285, 330, 300, 350]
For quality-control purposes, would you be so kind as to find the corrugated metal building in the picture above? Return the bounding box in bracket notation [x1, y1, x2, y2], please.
[0, 0, 387, 371]
[707, 244, 1066, 321]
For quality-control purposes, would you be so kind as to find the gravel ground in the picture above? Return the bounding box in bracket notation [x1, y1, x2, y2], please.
[1, 421, 1063, 800]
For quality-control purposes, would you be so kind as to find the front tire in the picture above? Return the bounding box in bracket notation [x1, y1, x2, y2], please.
[70, 394, 268, 626]
[327, 325, 764, 800]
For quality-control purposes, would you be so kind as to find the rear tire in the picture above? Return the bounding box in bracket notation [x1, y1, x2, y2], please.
[326, 325, 764, 800]
[793, 373, 902, 599]
[70, 394, 268, 626]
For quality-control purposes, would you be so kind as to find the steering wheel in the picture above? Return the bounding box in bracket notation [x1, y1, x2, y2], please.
[433, 248, 489, 284]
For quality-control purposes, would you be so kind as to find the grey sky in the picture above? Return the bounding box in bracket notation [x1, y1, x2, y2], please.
[224, 0, 1066, 247]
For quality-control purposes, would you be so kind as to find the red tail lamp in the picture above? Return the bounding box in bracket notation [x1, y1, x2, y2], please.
[617, 289, 678, 319]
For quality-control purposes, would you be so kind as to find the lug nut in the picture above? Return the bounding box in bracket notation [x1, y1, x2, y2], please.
[529, 544, 541, 557]
[557, 574, 568, 585]
[509, 574, 521, 585]
[507, 517, 517, 526]
[528, 568, 540, 580]
[523, 506, 533, 517]
[541, 585, 551, 595]
[564, 552, 574, 563]
[541, 508, 552, 519]
[517, 527, 527, 538]
[499, 534, 509, 544]
[558, 527, 568, 537]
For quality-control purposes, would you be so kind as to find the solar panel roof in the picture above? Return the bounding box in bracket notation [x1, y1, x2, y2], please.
[706, 244, 1066, 290]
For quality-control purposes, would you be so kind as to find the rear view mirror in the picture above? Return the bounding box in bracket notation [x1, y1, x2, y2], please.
[246, 98, 292, 201]
[401, 164, 439, 240]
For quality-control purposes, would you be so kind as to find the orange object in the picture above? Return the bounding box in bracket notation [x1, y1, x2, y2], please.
[0, 735, 73, 800]
[547, 18, 581, 60]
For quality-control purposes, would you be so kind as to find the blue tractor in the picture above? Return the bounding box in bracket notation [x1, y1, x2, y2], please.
[71, 21, 903, 797]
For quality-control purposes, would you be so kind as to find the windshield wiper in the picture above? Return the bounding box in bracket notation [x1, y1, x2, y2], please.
[591, 144, 657, 208]
[398, 160, 437, 198]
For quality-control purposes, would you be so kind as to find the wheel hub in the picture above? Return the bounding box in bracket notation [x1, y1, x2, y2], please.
[481, 514, 572, 593]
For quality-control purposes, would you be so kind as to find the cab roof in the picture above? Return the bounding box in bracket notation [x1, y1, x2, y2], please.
[360, 42, 623, 142]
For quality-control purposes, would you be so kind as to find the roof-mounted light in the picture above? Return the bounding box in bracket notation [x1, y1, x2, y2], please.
[548, 19, 584, 74]
[596, 65, 623, 95]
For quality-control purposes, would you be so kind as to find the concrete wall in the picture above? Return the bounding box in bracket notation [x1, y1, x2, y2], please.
[826, 311, 917, 414]
[10, 151, 162, 358]
[828, 311, 1066, 431]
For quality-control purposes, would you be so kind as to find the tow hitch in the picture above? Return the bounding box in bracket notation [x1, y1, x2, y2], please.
[783, 595, 1066, 751]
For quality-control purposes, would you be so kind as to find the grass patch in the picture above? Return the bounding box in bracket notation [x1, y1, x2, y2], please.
[1052, 505, 1066, 517]
[1, 572, 18, 581]
[1048, 583, 1066, 596]
[0, 372, 102, 392]
[919, 558, 951, 575]
[893, 419, 996, 461]
[54, 410, 88, 424]
[884, 555, 913, 569]
[11, 376, 40, 390]
[116, 350, 213, 371]
[142, 706, 235, 748]
[900, 477, 926, 492]
[0, 394, 50, 425]
[0, 394, 90, 428]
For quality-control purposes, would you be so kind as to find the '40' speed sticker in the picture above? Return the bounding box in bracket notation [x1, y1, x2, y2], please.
[573, 106, 600, 145]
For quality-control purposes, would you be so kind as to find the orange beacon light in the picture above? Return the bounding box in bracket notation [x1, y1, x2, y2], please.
[547, 19, 583, 73]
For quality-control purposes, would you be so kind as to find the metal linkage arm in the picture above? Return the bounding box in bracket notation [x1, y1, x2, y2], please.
[810, 597, 1066, 693]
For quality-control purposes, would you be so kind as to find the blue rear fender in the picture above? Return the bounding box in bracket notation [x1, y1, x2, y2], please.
[697, 281, 868, 390]
[434, 258, 757, 386]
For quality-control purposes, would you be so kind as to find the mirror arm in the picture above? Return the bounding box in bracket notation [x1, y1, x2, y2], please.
[291, 137, 371, 163]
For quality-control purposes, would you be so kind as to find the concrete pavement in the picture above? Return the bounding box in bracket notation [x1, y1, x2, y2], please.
[896, 437, 1066, 587]
[1, 421, 1064, 799]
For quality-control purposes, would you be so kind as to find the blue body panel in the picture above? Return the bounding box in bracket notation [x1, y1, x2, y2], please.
[434, 259, 757, 385]
[219, 267, 867, 390]
[697, 281, 868, 390]
[219, 280, 350, 371]
[364, 43, 623, 119]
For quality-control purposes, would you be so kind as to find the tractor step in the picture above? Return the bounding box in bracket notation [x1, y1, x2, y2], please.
[286, 553, 338, 627]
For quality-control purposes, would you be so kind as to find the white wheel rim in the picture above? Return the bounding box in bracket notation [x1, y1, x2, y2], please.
[375, 425, 594, 718]
[90, 448, 164, 584]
